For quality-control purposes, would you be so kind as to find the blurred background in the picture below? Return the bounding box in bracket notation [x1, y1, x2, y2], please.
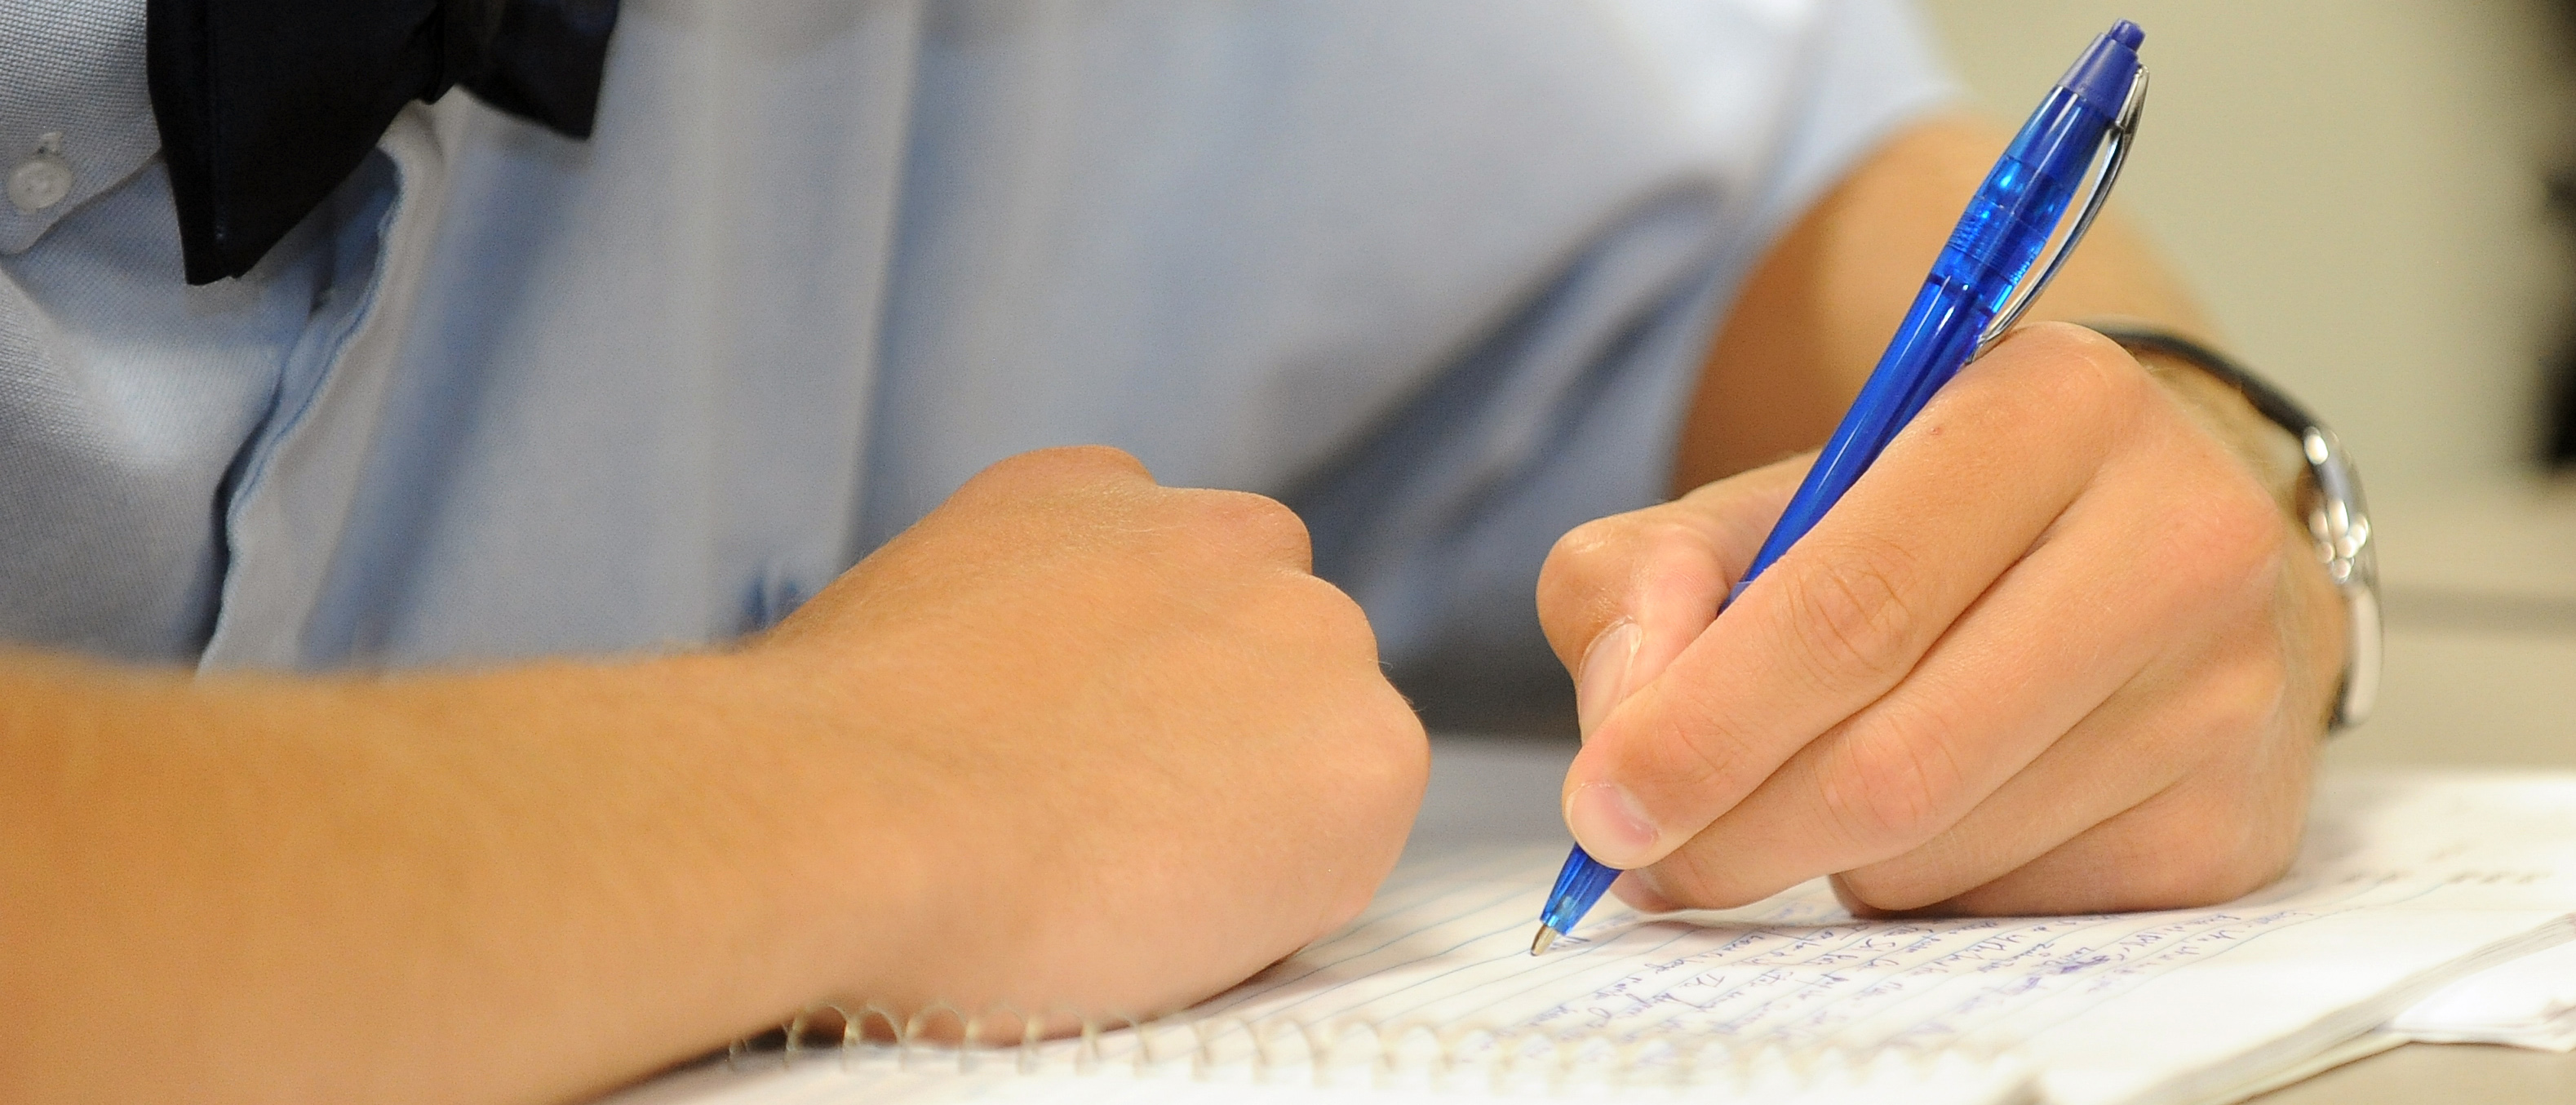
[1919, 0, 2576, 766]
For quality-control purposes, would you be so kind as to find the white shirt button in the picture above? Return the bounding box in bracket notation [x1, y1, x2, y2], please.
[10, 133, 73, 214]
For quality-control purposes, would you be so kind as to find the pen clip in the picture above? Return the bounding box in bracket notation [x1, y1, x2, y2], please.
[1974, 64, 2150, 358]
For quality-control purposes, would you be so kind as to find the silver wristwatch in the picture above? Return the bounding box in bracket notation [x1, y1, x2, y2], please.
[2089, 326, 2380, 731]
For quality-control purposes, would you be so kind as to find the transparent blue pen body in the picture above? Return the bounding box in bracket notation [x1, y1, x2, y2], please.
[1540, 845, 1623, 934]
[1536, 90, 2116, 941]
[1741, 87, 2115, 580]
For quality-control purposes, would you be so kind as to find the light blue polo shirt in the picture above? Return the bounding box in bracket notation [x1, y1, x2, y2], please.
[0, 0, 1954, 717]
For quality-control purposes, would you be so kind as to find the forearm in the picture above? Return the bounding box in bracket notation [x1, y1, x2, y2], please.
[0, 449, 1435, 1103]
[0, 650, 926, 1105]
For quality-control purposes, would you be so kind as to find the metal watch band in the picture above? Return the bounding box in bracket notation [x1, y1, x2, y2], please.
[2085, 324, 2381, 732]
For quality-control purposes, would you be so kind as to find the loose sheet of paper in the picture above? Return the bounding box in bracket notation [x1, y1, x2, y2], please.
[601, 771, 2576, 1105]
[2389, 938, 2576, 1050]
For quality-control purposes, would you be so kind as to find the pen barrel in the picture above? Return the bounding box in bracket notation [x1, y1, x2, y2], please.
[1536, 23, 2141, 952]
[1739, 89, 2118, 583]
[1946, 89, 2117, 297]
[1540, 847, 1623, 934]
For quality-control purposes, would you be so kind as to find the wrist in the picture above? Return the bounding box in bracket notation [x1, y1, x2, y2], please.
[2087, 323, 2380, 731]
[2132, 348, 2310, 515]
[636, 648, 961, 1016]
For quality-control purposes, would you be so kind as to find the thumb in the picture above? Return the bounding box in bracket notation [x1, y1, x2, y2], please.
[1549, 455, 1811, 862]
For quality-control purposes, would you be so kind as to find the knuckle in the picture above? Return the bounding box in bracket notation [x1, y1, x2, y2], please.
[1546, 512, 1708, 575]
[1190, 490, 1315, 563]
[1999, 324, 2155, 441]
[1288, 573, 1384, 662]
[1537, 512, 1710, 655]
[2159, 482, 2286, 601]
[2192, 475, 2282, 554]
[1253, 588, 1419, 787]
[1312, 699, 1429, 930]
[2029, 321, 2145, 381]
[2016, 323, 2146, 397]
[1342, 700, 1430, 802]
[1778, 535, 1923, 686]
[997, 444, 1152, 485]
[1538, 518, 1623, 599]
[2195, 652, 2290, 746]
[1818, 728, 1960, 852]
[1534, 531, 1612, 636]
[1548, 513, 1640, 565]
[1346, 696, 1431, 822]
[1235, 490, 1313, 545]
[954, 446, 1153, 514]
[1540, 513, 1660, 602]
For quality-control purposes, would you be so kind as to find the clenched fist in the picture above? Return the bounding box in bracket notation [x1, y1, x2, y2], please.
[758, 446, 1428, 1017]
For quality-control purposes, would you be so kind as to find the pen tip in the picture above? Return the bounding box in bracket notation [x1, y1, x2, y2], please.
[1530, 925, 1559, 956]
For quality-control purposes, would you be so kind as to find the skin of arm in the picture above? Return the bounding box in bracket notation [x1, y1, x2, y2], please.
[0, 446, 1427, 1105]
[0, 115, 2327, 1105]
[1537, 117, 2349, 915]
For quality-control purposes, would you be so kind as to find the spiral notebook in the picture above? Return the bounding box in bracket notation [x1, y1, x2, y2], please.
[600, 755, 2576, 1105]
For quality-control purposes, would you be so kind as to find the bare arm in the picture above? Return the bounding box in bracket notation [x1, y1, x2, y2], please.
[1, 650, 911, 1103]
[0, 447, 1425, 1104]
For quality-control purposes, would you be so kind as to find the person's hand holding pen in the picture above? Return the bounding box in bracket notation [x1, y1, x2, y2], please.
[1535, 107, 2353, 917]
[1543, 322, 2347, 916]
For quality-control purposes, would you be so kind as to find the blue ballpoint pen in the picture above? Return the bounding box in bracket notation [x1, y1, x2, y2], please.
[1532, 20, 2152, 956]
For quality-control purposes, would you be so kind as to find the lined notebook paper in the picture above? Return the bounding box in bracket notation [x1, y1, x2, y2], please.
[602, 760, 2576, 1105]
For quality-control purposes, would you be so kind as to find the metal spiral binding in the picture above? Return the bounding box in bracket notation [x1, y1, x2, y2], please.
[725, 1002, 2023, 1095]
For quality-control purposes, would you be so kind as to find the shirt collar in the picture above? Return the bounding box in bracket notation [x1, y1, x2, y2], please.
[0, 0, 160, 255]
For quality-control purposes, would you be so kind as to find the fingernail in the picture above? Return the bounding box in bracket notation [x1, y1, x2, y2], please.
[1566, 782, 1660, 868]
[1575, 621, 1642, 738]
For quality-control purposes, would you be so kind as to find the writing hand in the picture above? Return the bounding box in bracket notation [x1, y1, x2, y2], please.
[1536, 324, 2344, 916]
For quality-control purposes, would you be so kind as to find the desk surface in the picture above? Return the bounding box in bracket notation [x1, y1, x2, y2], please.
[2251, 1043, 2576, 1103]
[1413, 733, 2576, 1105]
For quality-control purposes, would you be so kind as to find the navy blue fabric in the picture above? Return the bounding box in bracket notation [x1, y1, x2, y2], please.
[145, 0, 616, 282]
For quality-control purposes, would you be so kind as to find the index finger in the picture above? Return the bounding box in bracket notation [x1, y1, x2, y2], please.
[1558, 323, 2149, 869]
